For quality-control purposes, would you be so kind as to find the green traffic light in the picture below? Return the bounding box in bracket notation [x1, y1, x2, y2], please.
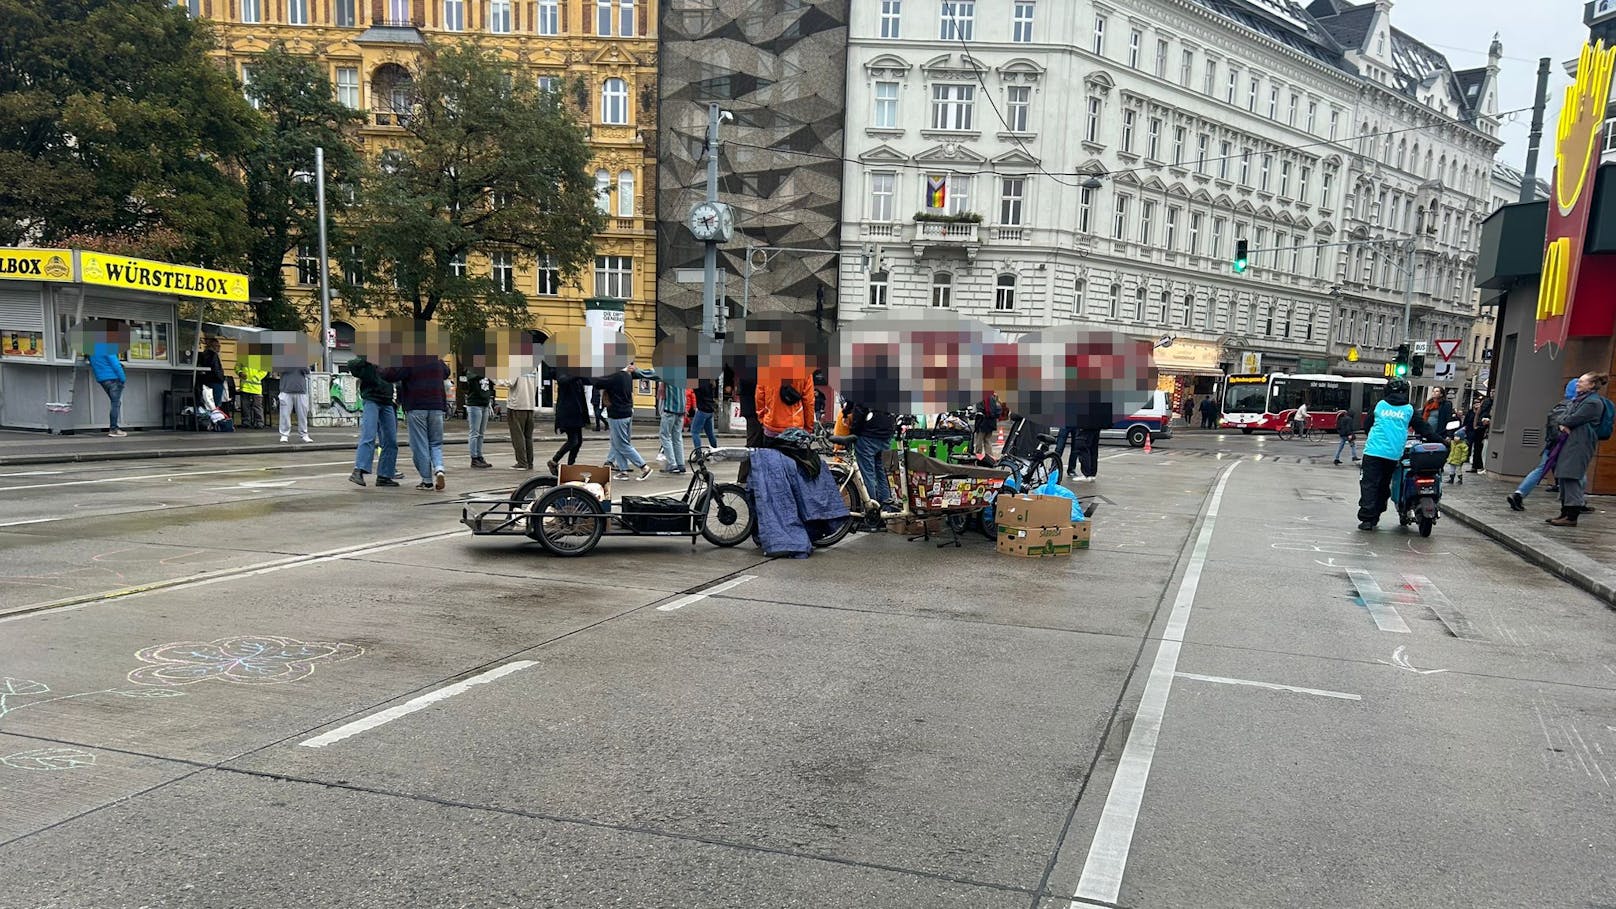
[1232, 258, 1248, 273]
[1393, 363, 1408, 377]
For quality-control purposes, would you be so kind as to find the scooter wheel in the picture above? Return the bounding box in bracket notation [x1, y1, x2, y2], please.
[1417, 516, 1434, 537]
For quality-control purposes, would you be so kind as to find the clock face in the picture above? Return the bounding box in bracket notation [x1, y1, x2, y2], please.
[688, 203, 720, 240]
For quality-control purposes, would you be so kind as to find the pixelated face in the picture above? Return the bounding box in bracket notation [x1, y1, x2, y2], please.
[263, 330, 317, 370]
[353, 317, 447, 365]
[543, 325, 634, 376]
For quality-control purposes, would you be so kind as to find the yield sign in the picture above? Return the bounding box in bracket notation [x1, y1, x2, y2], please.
[1433, 338, 1462, 361]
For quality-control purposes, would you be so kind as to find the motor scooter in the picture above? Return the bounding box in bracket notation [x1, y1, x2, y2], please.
[1393, 438, 1449, 537]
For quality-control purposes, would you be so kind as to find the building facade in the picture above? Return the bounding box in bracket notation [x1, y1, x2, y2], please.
[1308, 0, 1504, 386]
[196, 0, 659, 378]
[1468, 161, 1549, 401]
[837, 0, 1363, 409]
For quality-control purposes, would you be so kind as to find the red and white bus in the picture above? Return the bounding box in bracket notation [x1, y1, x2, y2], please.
[1220, 373, 1388, 434]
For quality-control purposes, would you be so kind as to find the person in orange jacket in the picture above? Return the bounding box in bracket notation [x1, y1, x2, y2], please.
[755, 355, 816, 438]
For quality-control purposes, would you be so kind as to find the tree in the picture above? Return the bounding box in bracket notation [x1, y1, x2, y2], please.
[237, 44, 366, 330]
[341, 44, 604, 339]
[0, 0, 254, 265]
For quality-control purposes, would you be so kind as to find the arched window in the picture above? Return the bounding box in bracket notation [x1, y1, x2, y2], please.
[995, 274, 1016, 311]
[1160, 289, 1171, 324]
[1108, 283, 1120, 318]
[616, 170, 634, 217]
[1396, 139, 1406, 169]
[1182, 293, 1193, 327]
[1134, 285, 1146, 320]
[372, 63, 414, 125]
[601, 77, 628, 124]
[594, 170, 610, 213]
[931, 272, 953, 308]
[1075, 278, 1087, 316]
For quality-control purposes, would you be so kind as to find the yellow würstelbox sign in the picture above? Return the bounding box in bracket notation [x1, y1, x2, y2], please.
[0, 248, 74, 283]
[80, 251, 250, 303]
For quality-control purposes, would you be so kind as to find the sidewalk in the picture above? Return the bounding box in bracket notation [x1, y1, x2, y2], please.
[0, 422, 744, 466]
[1440, 470, 1616, 611]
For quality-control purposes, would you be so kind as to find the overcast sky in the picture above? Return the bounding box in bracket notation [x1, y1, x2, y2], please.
[1389, 0, 1592, 168]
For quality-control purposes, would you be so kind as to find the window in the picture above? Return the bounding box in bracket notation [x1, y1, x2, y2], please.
[335, 0, 356, 25]
[1321, 167, 1335, 207]
[1155, 39, 1169, 78]
[596, 0, 612, 34]
[1306, 101, 1317, 134]
[1268, 86, 1279, 119]
[537, 256, 561, 295]
[287, 0, 309, 24]
[1196, 134, 1209, 173]
[923, 173, 971, 215]
[617, 171, 634, 217]
[1085, 96, 1102, 143]
[1298, 167, 1311, 204]
[1139, 200, 1155, 244]
[1189, 213, 1202, 255]
[343, 245, 364, 286]
[538, 75, 561, 95]
[995, 274, 1016, 311]
[619, 0, 636, 36]
[1181, 49, 1194, 86]
[1172, 126, 1185, 165]
[880, 0, 902, 38]
[1287, 92, 1298, 126]
[1226, 68, 1239, 104]
[1164, 207, 1179, 250]
[328, 67, 360, 109]
[1312, 244, 1323, 278]
[443, 0, 465, 31]
[594, 170, 611, 213]
[1259, 154, 1272, 192]
[1218, 141, 1231, 179]
[601, 78, 628, 124]
[595, 256, 633, 299]
[1160, 290, 1171, 324]
[1239, 148, 1251, 185]
[1204, 58, 1217, 96]
[241, 65, 259, 109]
[1128, 30, 1141, 68]
[930, 84, 975, 131]
[491, 252, 514, 291]
[1211, 218, 1226, 257]
[537, 0, 559, 34]
[1113, 194, 1130, 240]
[449, 252, 468, 279]
[931, 272, 953, 308]
[1074, 279, 1086, 315]
[1134, 286, 1146, 320]
[940, 1, 974, 40]
[1092, 15, 1106, 55]
[1012, 2, 1034, 43]
[1006, 85, 1031, 133]
[296, 245, 318, 285]
[867, 271, 890, 307]
[869, 172, 896, 221]
[1248, 75, 1259, 112]
[1279, 160, 1291, 197]
[1078, 185, 1094, 233]
[1255, 227, 1267, 266]
[1147, 117, 1161, 160]
[489, 0, 512, 32]
[387, 0, 408, 21]
[1109, 283, 1121, 318]
[1329, 108, 1340, 140]
[873, 81, 899, 128]
[999, 177, 1026, 225]
[1121, 110, 1136, 152]
[241, 0, 260, 22]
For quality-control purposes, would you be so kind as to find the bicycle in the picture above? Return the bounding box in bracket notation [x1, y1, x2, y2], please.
[1275, 414, 1316, 441]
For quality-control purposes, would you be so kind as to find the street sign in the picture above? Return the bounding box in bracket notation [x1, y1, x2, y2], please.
[325, 327, 336, 349]
[1412, 340, 1429, 355]
[1433, 361, 1456, 381]
[1433, 338, 1461, 361]
[1347, 345, 1359, 362]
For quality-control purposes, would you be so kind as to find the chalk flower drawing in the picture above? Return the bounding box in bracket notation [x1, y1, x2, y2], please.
[127, 636, 364, 687]
[1, 747, 98, 771]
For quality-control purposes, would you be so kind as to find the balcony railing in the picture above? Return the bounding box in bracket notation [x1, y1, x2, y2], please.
[916, 221, 979, 243]
[991, 226, 1027, 242]
[862, 222, 901, 239]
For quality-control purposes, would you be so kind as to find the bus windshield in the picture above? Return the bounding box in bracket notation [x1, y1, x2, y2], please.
[1224, 382, 1270, 414]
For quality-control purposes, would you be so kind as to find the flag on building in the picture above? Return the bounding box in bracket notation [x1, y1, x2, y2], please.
[926, 175, 947, 210]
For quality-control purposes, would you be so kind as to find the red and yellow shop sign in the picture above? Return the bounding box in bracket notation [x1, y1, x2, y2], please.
[1536, 41, 1616, 352]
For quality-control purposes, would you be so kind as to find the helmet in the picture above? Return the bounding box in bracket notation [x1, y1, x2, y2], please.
[1385, 378, 1410, 398]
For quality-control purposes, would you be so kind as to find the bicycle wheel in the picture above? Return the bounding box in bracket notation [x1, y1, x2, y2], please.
[1276, 424, 1293, 441]
[528, 486, 605, 557]
[812, 463, 856, 548]
[699, 482, 755, 548]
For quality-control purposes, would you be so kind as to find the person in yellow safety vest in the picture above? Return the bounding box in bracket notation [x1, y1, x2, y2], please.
[236, 347, 270, 429]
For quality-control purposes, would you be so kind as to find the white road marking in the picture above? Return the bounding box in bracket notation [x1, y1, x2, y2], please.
[299, 661, 539, 748]
[0, 517, 64, 529]
[657, 575, 758, 612]
[0, 460, 355, 492]
[0, 470, 64, 477]
[1071, 463, 1238, 907]
[1174, 672, 1362, 701]
[1377, 645, 1448, 675]
[1345, 568, 1411, 633]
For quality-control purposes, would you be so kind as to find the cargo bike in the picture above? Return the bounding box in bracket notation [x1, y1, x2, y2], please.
[460, 447, 758, 556]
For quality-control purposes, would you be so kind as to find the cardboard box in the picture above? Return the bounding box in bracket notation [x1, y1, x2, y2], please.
[997, 523, 1075, 558]
[1070, 520, 1092, 550]
[998, 494, 1074, 529]
[559, 463, 612, 501]
[892, 515, 946, 536]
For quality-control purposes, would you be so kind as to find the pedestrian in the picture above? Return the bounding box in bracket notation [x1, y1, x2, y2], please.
[1506, 379, 1579, 512]
[973, 391, 1005, 458]
[462, 366, 493, 469]
[590, 384, 607, 431]
[236, 348, 268, 429]
[1544, 372, 1609, 527]
[845, 399, 899, 517]
[346, 354, 400, 488]
[546, 371, 590, 476]
[88, 321, 128, 438]
[1422, 387, 1456, 437]
[277, 362, 312, 443]
[1291, 401, 1310, 437]
[1356, 377, 1439, 531]
[1071, 426, 1101, 483]
[1333, 408, 1359, 465]
[505, 367, 538, 470]
[1182, 395, 1195, 426]
[690, 376, 719, 454]
[196, 336, 227, 414]
[597, 362, 656, 481]
[1199, 395, 1217, 429]
[1464, 394, 1492, 473]
[658, 372, 688, 475]
[382, 354, 450, 491]
[1444, 424, 1469, 485]
[755, 353, 815, 440]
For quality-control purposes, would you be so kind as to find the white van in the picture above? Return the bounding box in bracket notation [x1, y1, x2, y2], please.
[1100, 390, 1174, 447]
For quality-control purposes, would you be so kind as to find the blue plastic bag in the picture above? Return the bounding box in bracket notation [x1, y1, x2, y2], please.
[1035, 475, 1085, 522]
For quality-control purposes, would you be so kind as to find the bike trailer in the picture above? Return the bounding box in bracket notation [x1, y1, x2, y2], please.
[617, 495, 695, 534]
[1406, 442, 1448, 472]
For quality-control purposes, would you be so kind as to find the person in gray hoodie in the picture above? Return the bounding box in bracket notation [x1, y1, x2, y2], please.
[277, 363, 312, 443]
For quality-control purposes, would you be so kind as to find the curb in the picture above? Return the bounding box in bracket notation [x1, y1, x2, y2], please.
[1443, 500, 1616, 612]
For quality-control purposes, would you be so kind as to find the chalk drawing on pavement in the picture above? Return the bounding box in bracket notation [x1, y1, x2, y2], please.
[1, 747, 98, 771]
[0, 675, 186, 727]
[127, 635, 364, 687]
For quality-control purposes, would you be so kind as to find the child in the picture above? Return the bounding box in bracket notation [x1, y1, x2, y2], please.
[1445, 421, 1469, 486]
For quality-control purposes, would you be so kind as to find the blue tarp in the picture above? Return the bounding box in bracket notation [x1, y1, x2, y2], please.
[749, 447, 850, 558]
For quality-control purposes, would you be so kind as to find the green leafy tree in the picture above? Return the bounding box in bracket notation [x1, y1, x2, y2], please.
[0, 0, 253, 264]
[237, 44, 366, 330]
[341, 44, 603, 339]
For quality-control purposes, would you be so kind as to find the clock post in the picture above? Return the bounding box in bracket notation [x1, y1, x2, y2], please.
[702, 102, 722, 343]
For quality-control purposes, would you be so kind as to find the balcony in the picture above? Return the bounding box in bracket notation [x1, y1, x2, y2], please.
[912, 219, 981, 261]
[861, 222, 903, 240]
[990, 226, 1027, 242]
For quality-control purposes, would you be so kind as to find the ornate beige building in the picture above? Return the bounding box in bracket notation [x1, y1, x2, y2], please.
[193, 0, 657, 378]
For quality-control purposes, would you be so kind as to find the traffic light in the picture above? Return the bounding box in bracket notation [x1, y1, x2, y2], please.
[1411, 352, 1426, 377]
[1393, 343, 1410, 378]
[1233, 239, 1250, 273]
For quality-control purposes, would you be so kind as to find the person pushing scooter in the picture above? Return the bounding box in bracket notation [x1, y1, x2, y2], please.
[1356, 378, 1440, 532]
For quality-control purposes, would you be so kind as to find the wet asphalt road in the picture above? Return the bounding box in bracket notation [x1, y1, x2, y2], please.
[0, 430, 1612, 909]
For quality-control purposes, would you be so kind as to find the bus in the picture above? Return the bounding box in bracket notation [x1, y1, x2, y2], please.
[1220, 373, 1388, 434]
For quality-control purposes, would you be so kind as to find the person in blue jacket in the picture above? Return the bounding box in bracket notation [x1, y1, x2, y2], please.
[1356, 377, 1440, 531]
[87, 321, 129, 437]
